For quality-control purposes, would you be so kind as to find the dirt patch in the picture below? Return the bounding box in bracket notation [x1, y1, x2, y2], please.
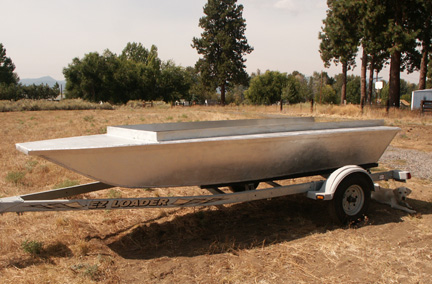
[392, 124, 432, 152]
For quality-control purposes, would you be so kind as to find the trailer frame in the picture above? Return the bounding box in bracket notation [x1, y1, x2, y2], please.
[0, 166, 411, 223]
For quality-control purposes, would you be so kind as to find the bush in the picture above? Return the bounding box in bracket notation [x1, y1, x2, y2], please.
[21, 240, 44, 255]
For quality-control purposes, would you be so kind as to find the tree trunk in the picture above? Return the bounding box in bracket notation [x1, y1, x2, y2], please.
[360, 47, 367, 106]
[368, 55, 375, 104]
[220, 84, 226, 106]
[418, 42, 429, 90]
[419, 16, 430, 90]
[340, 62, 347, 105]
[388, 0, 402, 108]
[389, 50, 401, 108]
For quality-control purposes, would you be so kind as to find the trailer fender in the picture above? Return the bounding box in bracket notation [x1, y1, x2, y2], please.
[307, 165, 373, 200]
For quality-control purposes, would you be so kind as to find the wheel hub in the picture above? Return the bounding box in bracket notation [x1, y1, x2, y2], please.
[342, 185, 365, 216]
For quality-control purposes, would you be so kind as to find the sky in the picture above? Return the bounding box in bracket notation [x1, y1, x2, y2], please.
[1, 0, 420, 83]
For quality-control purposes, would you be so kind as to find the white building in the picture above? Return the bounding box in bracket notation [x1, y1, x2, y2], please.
[411, 89, 432, 110]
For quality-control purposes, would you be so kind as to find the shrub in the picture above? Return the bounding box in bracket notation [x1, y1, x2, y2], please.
[21, 240, 44, 255]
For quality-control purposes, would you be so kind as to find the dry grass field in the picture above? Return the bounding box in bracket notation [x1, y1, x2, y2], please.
[1, 104, 431, 283]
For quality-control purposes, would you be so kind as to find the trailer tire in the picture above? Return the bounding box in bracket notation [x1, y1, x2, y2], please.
[329, 173, 372, 224]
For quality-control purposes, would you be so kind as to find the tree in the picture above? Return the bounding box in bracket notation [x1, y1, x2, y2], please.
[0, 82, 20, 100]
[64, 42, 194, 104]
[226, 84, 247, 105]
[121, 42, 150, 64]
[367, 51, 389, 103]
[385, 0, 420, 107]
[309, 71, 333, 104]
[345, 75, 361, 104]
[400, 79, 417, 102]
[322, 84, 338, 104]
[192, 0, 253, 105]
[282, 75, 302, 104]
[428, 55, 432, 89]
[379, 81, 389, 103]
[120, 43, 161, 101]
[159, 61, 192, 104]
[64, 52, 108, 102]
[244, 71, 287, 105]
[360, 6, 392, 107]
[417, 0, 432, 89]
[185, 66, 211, 104]
[0, 43, 19, 85]
[358, 0, 389, 104]
[319, 0, 361, 104]
[282, 72, 310, 104]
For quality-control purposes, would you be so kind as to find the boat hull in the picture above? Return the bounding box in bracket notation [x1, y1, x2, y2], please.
[24, 126, 398, 188]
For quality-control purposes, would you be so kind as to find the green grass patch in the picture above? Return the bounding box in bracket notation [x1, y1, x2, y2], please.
[5, 171, 26, 185]
[21, 240, 44, 255]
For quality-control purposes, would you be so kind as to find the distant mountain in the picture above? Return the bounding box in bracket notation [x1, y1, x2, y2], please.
[20, 76, 66, 88]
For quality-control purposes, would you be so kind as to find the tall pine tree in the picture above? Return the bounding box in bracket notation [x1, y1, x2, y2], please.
[359, 0, 389, 104]
[192, 0, 253, 105]
[417, 0, 432, 89]
[385, 0, 419, 107]
[319, 0, 361, 104]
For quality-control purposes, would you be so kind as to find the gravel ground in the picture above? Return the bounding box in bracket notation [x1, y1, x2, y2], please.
[380, 146, 432, 180]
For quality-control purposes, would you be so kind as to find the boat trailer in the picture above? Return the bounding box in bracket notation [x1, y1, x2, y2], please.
[0, 165, 411, 223]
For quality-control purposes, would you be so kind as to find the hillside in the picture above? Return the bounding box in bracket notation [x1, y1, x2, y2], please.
[20, 76, 66, 87]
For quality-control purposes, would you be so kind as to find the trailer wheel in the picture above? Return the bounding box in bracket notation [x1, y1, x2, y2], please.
[329, 173, 372, 224]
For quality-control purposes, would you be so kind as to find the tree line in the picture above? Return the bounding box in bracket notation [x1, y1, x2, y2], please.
[244, 70, 416, 106]
[1, 0, 431, 106]
[0, 40, 422, 106]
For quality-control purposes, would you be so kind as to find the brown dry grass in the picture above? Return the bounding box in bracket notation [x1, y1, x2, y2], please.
[1, 104, 431, 283]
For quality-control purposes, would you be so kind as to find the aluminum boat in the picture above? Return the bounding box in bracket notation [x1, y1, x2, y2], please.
[16, 118, 399, 188]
